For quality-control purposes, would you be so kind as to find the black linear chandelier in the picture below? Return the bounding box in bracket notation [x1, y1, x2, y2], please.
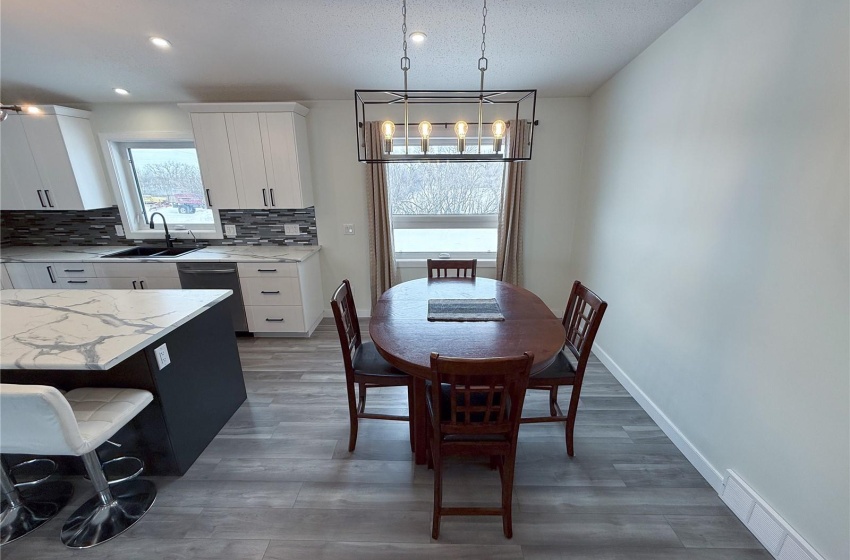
[355, 0, 537, 163]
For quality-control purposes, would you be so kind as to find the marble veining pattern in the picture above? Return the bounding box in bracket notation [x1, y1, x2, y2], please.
[1, 289, 231, 370]
[0, 245, 320, 263]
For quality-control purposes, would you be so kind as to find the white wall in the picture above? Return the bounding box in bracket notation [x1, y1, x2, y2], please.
[285, 98, 589, 315]
[83, 98, 588, 315]
[573, 1, 849, 558]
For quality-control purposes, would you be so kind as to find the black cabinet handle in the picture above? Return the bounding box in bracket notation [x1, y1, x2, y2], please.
[37, 190, 46, 208]
[139, 280, 146, 289]
[260, 290, 280, 294]
[64, 269, 85, 273]
[46, 266, 56, 284]
[67, 280, 88, 284]
[265, 318, 284, 322]
[205, 189, 212, 207]
[262, 188, 268, 206]
[269, 188, 276, 206]
[132, 280, 138, 290]
[44, 190, 54, 208]
[257, 269, 278, 273]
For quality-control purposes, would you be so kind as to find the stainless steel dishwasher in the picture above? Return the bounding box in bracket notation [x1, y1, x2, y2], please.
[177, 263, 249, 332]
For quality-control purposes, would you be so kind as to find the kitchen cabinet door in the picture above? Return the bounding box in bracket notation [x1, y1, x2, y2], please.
[99, 277, 139, 290]
[24, 263, 60, 288]
[139, 276, 182, 290]
[226, 113, 270, 209]
[190, 113, 241, 209]
[0, 265, 13, 290]
[0, 115, 43, 210]
[260, 112, 314, 209]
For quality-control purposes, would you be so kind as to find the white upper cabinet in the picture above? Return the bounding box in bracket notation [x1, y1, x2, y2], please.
[180, 102, 314, 210]
[0, 106, 112, 211]
[189, 112, 241, 209]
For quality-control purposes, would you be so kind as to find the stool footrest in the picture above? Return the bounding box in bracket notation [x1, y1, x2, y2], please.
[82, 456, 144, 486]
[10, 458, 58, 489]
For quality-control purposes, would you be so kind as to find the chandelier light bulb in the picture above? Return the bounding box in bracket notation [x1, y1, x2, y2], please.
[454, 120, 468, 153]
[24, 106, 41, 114]
[418, 121, 432, 153]
[381, 120, 396, 154]
[492, 119, 506, 153]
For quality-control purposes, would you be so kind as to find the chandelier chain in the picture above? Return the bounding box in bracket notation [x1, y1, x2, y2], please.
[481, 0, 487, 60]
[401, 0, 410, 75]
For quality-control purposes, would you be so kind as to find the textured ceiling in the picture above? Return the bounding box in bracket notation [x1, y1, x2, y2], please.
[0, 0, 701, 104]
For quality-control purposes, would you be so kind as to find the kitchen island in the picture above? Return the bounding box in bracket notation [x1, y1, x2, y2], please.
[0, 289, 247, 475]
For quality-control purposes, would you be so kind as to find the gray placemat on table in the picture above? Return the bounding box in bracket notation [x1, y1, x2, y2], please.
[427, 298, 505, 322]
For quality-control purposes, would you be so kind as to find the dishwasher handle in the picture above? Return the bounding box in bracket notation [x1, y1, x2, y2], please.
[178, 269, 237, 274]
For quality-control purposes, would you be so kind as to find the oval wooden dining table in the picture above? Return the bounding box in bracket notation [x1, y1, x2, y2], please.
[369, 277, 566, 464]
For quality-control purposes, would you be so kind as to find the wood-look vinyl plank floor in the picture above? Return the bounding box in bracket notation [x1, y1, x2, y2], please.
[3, 319, 766, 559]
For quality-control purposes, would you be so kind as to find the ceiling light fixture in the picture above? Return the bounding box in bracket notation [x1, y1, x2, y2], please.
[149, 36, 172, 48]
[113, 88, 130, 96]
[355, 0, 536, 163]
[24, 106, 41, 114]
[0, 105, 22, 122]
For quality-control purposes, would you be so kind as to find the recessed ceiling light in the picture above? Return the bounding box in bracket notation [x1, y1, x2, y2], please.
[24, 106, 41, 114]
[409, 31, 427, 43]
[149, 36, 172, 48]
[113, 88, 130, 96]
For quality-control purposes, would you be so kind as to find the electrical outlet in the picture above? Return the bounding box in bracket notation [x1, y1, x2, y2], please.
[115, 225, 125, 237]
[224, 224, 237, 237]
[154, 343, 171, 370]
[284, 223, 300, 236]
[343, 224, 355, 235]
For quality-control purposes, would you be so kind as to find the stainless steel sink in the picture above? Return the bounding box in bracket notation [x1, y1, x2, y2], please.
[101, 247, 200, 259]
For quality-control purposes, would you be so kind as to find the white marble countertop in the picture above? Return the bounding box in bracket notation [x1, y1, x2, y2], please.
[0, 245, 320, 263]
[1, 289, 232, 370]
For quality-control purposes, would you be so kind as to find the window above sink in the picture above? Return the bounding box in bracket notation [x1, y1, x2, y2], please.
[99, 131, 225, 242]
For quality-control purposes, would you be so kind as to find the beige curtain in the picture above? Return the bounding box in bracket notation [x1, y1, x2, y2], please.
[496, 119, 528, 285]
[364, 121, 398, 309]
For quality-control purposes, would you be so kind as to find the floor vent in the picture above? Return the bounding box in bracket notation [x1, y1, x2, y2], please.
[721, 470, 824, 560]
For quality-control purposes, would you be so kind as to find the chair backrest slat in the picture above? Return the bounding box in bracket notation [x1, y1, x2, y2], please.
[427, 259, 477, 279]
[331, 279, 362, 376]
[430, 353, 533, 437]
[561, 280, 608, 376]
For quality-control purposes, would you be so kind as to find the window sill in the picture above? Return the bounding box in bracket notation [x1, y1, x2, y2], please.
[396, 258, 496, 268]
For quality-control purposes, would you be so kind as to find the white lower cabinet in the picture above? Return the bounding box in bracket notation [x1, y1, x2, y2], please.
[237, 256, 323, 336]
[94, 263, 180, 291]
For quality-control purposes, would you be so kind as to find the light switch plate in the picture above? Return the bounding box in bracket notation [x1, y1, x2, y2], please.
[224, 224, 237, 237]
[284, 224, 300, 235]
[115, 225, 125, 236]
[154, 343, 171, 370]
[343, 224, 355, 235]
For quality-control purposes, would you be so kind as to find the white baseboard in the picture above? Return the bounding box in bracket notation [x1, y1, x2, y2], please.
[592, 342, 724, 491]
[722, 471, 824, 560]
[593, 342, 826, 560]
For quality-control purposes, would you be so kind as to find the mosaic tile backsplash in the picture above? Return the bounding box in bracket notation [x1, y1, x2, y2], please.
[0, 207, 318, 247]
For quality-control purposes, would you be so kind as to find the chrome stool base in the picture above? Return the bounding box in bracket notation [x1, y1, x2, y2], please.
[1, 480, 74, 545]
[60, 479, 156, 549]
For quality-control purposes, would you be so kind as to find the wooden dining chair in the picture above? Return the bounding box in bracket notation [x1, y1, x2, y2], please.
[520, 280, 607, 457]
[331, 279, 414, 452]
[427, 259, 477, 278]
[427, 352, 533, 539]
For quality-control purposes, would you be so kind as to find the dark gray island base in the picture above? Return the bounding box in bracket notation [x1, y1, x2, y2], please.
[1, 295, 246, 475]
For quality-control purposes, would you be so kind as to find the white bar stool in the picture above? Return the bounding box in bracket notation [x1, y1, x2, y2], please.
[0, 384, 156, 548]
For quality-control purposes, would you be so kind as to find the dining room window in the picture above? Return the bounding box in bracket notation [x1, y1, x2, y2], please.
[386, 140, 503, 259]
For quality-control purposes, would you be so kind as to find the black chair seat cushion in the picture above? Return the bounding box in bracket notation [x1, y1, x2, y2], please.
[529, 349, 576, 382]
[353, 341, 408, 378]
